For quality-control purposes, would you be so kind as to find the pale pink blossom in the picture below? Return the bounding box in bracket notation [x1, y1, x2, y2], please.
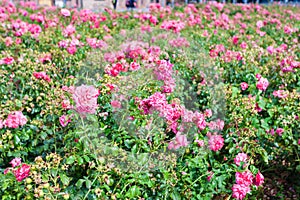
[10, 158, 22, 167]
[72, 85, 100, 115]
[234, 153, 248, 167]
[61, 9, 71, 17]
[168, 134, 188, 150]
[111, 100, 122, 109]
[5, 111, 27, 128]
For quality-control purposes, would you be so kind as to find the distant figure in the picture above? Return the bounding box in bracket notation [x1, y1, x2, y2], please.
[126, 0, 137, 10]
[112, 0, 118, 10]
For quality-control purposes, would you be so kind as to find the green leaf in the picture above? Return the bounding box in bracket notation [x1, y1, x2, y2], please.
[125, 186, 141, 198]
[76, 179, 85, 189]
[66, 156, 75, 165]
[85, 179, 92, 189]
[59, 173, 70, 186]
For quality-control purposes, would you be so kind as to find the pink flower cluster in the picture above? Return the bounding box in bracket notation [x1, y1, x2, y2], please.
[1, 111, 27, 129]
[105, 62, 127, 77]
[232, 152, 264, 199]
[86, 38, 108, 49]
[72, 85, 100, 116]
[4, 158, 31, 182]
[168, 133, 188, 150]
[154, 60, 176, 93]
[256, 75, 269, 91]
[160, 20, 185, 33]
[169, 37, 190, 48]
[207, 133, 224, 152]
[33, 71, 51, 82]
[273, 90, 289, 98]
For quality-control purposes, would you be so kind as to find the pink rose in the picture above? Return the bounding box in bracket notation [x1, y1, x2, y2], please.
[168, 134, 188, 150]
[208, 134, 224, 152]
[13, 164, 30, 182]
[256, 20, 264, 29]
[61, 9, 71, 17]
[10, 158, 22, 168]
[256, 77, 269, 91]
[253, 171, 264, 186]
[5, 111, 27, 128]
[235, 171, 253, 186]
[67, 46, 77, 55]
[111, 100, 122, 109]
[276, 128, 284, 136]
[72, 85, 100, 115]
[232, 183, 250, 200]
[234, 153, 248, 167]
[240, 82, 248, 91]
[267, 46, 274, 54]
[59, 115, 71, 127]
[2, 57, 14, 65]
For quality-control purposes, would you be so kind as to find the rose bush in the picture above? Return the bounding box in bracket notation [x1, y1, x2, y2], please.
[0, 1, 299, 199]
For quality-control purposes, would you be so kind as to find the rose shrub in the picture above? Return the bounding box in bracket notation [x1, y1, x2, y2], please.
[0, 1, 299, 199]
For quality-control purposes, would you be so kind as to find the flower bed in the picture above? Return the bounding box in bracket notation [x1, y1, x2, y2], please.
[0, 1, 299, 199]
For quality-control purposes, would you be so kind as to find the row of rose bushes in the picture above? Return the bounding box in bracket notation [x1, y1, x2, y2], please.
[0, 1, 299, 199]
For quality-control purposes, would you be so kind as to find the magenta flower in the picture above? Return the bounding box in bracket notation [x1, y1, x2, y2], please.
[240, 82, 248, 91]
[235, 171, 253, 186]
[10, 158, 22, 168]
[253, 171, 264, 186]
[13, 164, 30, 182]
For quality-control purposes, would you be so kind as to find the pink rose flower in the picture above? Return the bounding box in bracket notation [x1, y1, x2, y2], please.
[208, 134, 224, 152]
[240, 42, 247, 49]
[253, 171, 264, 186]
[168, 134, 188, 150]
[232, 184, 250, 200]
[267, 46, 274, 54]
[5, 111, 27, 128]
[61, 8, 71, 17]
[59, 115, 71, 127]
[67, 46, 77, 55]
[276, 128, 284, 136]
[72, 85, 100, 115]
[235, 171, 253, 186]
[2, 57, 14, 65]
[195, 139, 204, 147]
[256, 77, 269, 91]
[13, 164, 30, 182]
[10, 158, 22, 167]
[111, 100, 122, 109]
[240, 82, 248, 91]
[234, 153, 248, 167]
